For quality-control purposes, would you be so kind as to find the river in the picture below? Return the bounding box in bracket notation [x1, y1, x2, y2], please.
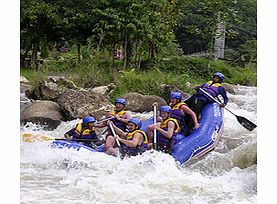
[20, 85, 257, 204]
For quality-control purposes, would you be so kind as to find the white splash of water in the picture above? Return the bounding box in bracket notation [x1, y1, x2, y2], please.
[20, 85, 257, 203]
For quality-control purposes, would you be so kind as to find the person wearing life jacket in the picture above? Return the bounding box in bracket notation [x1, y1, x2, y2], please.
[147, 106, 180, 154]
[95, 98, 132, 150]
[106, 118, 148, 157]
[64, 116, 98, 147]
[185, 72, 229, 116]
[169, 91, 200, 130]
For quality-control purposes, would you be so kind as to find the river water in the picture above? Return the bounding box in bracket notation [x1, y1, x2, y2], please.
[20, 85, 257, 204]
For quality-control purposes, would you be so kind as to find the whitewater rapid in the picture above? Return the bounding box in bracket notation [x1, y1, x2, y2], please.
[20, 85, 257, 204]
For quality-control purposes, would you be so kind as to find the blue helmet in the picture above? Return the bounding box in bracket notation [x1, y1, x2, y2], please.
[83, 116, 96, 124]
[213, 72, 224, 82]
[159, 106, 172, 113]
[128, 118, 142, 129]
[115, 98, 126, 106]
[170, 92, 182, 100]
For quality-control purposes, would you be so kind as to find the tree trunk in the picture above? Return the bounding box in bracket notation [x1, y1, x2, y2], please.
[21, 44, 31, 67]
[136, 40, 142, 68]
[138, 46, 142, 68]
[77, 43, 81, 62]
[149, 42, 155, 59]
[124, 34, 128, 68]
[124, 32, 132, 68]
[126, 34, 132, 67]
[31, 41, 39, 70]
[97, 30, 104, 52]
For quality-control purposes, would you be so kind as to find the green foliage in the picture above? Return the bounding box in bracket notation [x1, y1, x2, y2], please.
[176, 0, 257, 54]
[20, 0, 257, 101]
[20, 67, 47, 87]
[110, 68, 194, 101]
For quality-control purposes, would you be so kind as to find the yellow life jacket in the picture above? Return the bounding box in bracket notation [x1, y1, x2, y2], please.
[160, 117, 180, 133]
[74, 123, 95, 136]
[171, 102, 186, 111]
[126, 130, 148, 144]
[109, 109, 126, 116]
[207, 81, 222, 87]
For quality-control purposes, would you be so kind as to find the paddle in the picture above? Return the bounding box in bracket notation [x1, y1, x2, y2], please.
[108, 122, 125, 159]
[95, 116, 115, 124]
[153, 104, 158, 150]
[23, 133, 97, 143]
[22, 117, 112, 143]
[199, 88, 257, 131]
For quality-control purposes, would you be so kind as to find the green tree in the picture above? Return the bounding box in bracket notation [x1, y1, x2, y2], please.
[21, 0, 61, 68]
[175, 0, 256, 55]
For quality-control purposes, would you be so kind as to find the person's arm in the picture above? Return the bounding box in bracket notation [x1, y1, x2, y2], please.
[181, 105, 200, 129]
[115, 112, 132, 124]
[155, 121, 175, 139]
[218, 87, 229, 106]
[94, 120, 107, 128]
[108, 121, 127, 138]
[64, 127, 76, 139]
[116, 133, 143, 147]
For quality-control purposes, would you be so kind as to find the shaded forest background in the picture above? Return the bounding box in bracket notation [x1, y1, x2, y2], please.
[20, 0, 257, 98]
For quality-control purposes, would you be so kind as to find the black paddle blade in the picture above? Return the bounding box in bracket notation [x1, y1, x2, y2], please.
[236, 115, 257, 131]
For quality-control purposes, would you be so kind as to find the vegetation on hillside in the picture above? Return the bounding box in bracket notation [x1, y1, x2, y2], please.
[20, 0, 257, 100]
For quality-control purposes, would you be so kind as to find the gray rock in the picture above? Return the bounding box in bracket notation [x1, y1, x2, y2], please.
[91, 86, 109, 95]
[20, 76, 29, 83]
[57, 89, 113, 120]
[122, 92, 167, 112]
[161, 84, 191, 100]
[39, 76, 78, 101]
[222, 83, 235, 94]
[47, 75, 78, 89]
[20, 83, 38, 100]
[20, 100, 63, 130]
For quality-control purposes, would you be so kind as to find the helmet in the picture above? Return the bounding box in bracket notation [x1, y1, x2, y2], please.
[213, 72, 224, 82]
[115, 98, 126, 106]
[83, 116, 96, 124]
[128, 118, 142, 129]
[159, 106, 172, 113]
[170, 92, 182, 100]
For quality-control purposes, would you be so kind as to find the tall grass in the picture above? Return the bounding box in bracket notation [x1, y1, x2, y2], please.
[20, 47, 257, 101]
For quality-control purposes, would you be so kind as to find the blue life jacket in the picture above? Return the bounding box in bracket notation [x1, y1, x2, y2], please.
[122, 130, 148, 156]
[199, 81, 222, 101]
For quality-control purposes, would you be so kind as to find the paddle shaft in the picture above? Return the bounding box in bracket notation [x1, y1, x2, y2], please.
[95, 116, 115, 124]
[57, 138, 97, 142]
[153, 105, 158, 150]
[108, 122, 125, 159]
[199, 88, 236, 116]
[199, 87, 257, 131]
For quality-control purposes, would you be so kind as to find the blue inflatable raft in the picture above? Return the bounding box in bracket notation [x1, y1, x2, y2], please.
[52, 102, 224, 164]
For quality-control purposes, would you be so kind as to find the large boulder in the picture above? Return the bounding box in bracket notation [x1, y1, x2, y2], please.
[20, 83, 36, 111]
[222, 83, 235, 94]
[122, 93, 167, 112]
[161, 84, 191, 100]
[20, 94, 33, 112]
[57, 89, 113, 120]
[39, 76, 78, 101]
[20, 100, 63, 130]
[20, 83, 38, 99]
[90, 83, 116, 97]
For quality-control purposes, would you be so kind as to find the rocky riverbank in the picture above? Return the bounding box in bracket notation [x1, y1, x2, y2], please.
[20, 75, 235, 130]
